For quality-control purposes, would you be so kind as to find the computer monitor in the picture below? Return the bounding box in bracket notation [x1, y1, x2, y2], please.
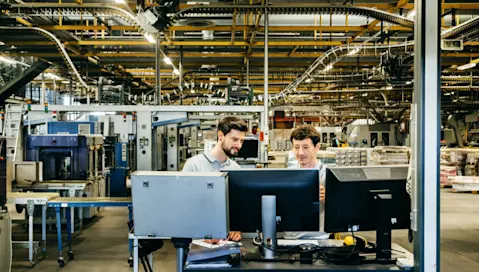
[236, 138, 259, 159]
[324, 165, 410, 264]
[224, 168, 320, 233]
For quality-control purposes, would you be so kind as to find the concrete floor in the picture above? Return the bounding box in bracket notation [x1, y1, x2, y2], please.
[10, 189, 479, 272]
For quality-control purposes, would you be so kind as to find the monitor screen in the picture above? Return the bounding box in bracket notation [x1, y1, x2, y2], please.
[236, 138, 259, 159]
[324, 166, 410, 233]
[225, 168, 320, 233]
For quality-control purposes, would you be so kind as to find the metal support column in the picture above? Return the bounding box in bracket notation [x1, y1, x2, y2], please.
[179, 47, 184, 87]
[156, 35, 161, 105]
[70, 80, 74, 105]
[190, 126, 198, 149]
[120, 82, 125, 105]
[412, 0, 441, 271]
[262, 7, 269, 162]
[246, 58, 250, 87]
[167, 124, 179, 171]
[136, 111, 153, 170]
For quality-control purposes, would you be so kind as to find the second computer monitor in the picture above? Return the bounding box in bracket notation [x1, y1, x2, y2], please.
[224, 168, 320, 233]
[324, 165, 411, 233]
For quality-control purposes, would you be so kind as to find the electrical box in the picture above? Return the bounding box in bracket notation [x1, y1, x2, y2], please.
[131, 171, 229, 239]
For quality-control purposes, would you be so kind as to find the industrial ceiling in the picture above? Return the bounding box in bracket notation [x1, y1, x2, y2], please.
[0, 0, 479, 121]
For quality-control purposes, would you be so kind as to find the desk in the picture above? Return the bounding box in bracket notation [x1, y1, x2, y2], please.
[47, 197, 132, 267]
[185, 242, 413, 272]
[6, 192, 59, 266]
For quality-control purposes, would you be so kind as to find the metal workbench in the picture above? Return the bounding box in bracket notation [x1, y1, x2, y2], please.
[47, 197, 132, 267]
[7, 192, 59, 266]
[14, 180, 95, 233]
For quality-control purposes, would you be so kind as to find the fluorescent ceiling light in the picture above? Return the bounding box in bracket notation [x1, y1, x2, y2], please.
[173, 68, 180, 75]
[144, 33, 156, 44]
[164, 57, 172, 65]
[115, 0, 126, 3]
[305, 78, 312, 83]
[44, 72, 62, 80]
[407, 10, 416, 19]
[348, 48, 360, 56]
[385, 86, 393, 90]
[406, 81, 412, 85]
[457, 63, 476, 70]
[323, 64, 333, 72]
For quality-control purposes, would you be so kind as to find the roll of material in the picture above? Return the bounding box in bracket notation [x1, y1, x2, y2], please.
[126, 178, 132, 189]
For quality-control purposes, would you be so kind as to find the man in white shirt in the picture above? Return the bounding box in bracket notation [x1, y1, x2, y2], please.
[182, 116, 247, 242]
[284, 125, 328, 240]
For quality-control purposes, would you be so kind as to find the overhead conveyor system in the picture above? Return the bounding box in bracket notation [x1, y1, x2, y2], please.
[0, 60, 50, 103]
[173, 4, 415, 28]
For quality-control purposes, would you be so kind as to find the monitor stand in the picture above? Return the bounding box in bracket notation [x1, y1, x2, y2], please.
[371, 190, 396, 265]
[244, 195, 290, 262]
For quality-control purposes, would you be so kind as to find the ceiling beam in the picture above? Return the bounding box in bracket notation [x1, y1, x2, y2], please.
[13, 51, 474, 59]
[60, 40, 347, 46]
[41, 25, 138, 31]
[176, 3, 479, 11]
[17, 38, 479, 48]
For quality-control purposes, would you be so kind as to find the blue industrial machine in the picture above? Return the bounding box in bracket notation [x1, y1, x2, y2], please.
[48, 121, 97, 135]
[26, 135, 89, 180]
[106, 141, 131, 197]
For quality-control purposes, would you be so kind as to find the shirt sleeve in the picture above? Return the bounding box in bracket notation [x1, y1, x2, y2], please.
[182, 158, 197, 172]
[319, 165, 327, 186]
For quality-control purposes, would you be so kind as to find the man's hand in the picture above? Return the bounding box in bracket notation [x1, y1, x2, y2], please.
[320, 184, 326, 202]
[204, 231, 242, 244]
[204, 239, 220, 244]
[228, 231, 242, 242]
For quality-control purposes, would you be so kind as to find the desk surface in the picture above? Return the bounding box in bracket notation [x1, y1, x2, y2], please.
[185, 242, 412, 272]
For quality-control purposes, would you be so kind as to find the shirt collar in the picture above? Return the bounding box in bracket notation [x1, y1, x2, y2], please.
[299, 160, 323, 169]
[204, 151, 231, 166]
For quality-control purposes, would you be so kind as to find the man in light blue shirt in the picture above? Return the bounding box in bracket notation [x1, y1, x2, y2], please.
[284, 125, 328, 240]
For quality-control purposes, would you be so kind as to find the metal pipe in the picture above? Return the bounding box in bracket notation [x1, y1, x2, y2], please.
[263, 8, 269, 162]
[246, 58, 250, 87]
[156, 34, 161, 105]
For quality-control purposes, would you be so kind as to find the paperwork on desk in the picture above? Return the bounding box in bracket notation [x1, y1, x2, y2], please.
[192, 239, 241, 248]
[185, 245, 240, 269]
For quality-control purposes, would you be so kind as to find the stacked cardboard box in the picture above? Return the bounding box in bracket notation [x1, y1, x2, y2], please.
[465, 153, 478, 176]
[370, 146, 410, 165]
[327, 147, 371, 166]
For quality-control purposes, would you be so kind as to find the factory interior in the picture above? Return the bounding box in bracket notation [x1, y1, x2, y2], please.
[0, 0, 479, 271]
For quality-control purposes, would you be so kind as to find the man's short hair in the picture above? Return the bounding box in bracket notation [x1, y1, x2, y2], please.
[218, 116, 248, 136]
[290, 125, 321, 146]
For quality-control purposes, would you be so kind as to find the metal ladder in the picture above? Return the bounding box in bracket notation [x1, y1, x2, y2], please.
[3, 104, 24, 162]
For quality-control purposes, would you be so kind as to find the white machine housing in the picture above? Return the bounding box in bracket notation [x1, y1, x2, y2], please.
[131, 171, 229, 239]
